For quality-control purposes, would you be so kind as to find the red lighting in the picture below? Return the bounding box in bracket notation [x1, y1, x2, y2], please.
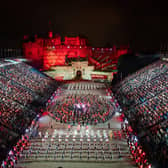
[23, 34, 129, 71]
[49, 31, 53, 38]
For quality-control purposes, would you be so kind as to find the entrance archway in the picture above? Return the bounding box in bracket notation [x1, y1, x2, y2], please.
[75, 70, 82, 80]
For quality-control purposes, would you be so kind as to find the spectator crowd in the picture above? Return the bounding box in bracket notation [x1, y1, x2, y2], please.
[0, 59, 59, 165]
[115, 60, 168, 167]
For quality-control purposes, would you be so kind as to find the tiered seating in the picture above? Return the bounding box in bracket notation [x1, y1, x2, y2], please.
[115, 60, 168, 129]
[0, 62, 56, 97]
[20, 128, 130, 162]
[0, 90, 36, 133]
[0, 59, 60, 164]
[116, 60, 168, 90]
[0, 61, 59, 133]
[115, 60, 168, 167]
[128, 90, 168, 128]
[119, 72, 168, 107]
[0, 60, 60, 108]
[0, 75, 34, 105]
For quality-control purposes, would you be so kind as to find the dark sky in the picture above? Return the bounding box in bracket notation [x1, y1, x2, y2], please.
[0, 0, 167, 51]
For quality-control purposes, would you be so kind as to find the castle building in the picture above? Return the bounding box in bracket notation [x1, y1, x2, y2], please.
[23, 32, 128, 81]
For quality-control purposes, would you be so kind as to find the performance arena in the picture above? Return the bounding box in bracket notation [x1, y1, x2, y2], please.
[0, 57, 168, 168]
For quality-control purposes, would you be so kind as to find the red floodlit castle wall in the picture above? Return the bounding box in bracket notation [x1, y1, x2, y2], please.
[23, 32, 128, 70]
[90, 46, 128, 71]
[23, 38, 44, 67]
[43, 46, 92, 69]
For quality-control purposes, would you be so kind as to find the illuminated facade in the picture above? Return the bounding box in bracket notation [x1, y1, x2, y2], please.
[23, 32, 128, 81]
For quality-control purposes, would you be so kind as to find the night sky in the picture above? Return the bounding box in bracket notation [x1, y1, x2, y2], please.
[0, 0, 167, 52]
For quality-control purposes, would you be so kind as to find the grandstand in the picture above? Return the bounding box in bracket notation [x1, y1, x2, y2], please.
[114, 59, 168, 168]
[1, 57, 167, 168]
[0, 59, 59, 164]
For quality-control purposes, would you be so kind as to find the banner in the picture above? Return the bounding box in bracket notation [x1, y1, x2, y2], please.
[91, 74, 107, 79]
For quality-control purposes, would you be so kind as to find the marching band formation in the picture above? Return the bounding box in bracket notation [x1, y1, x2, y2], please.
[47, 81, 120, 125]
